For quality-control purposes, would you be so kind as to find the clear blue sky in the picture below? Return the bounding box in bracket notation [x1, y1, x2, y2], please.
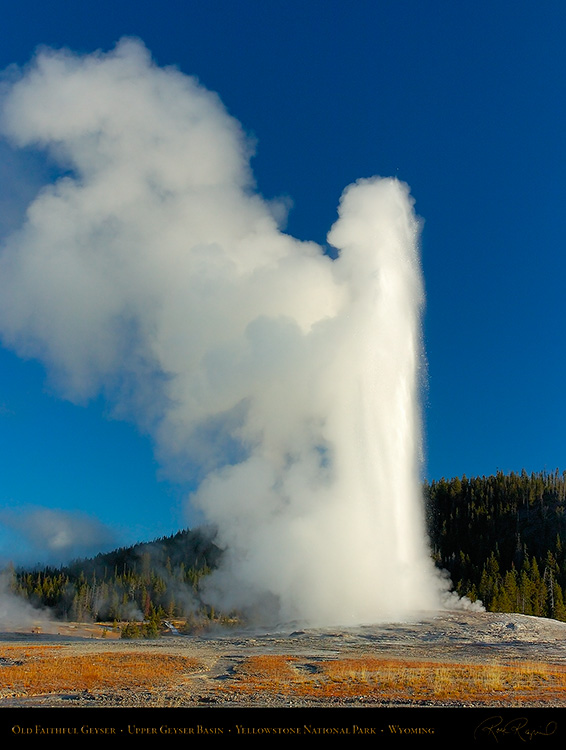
[1, 0, 565, 564]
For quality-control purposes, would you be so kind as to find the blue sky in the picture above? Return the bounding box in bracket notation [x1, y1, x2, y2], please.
[0, 0, 565, 564]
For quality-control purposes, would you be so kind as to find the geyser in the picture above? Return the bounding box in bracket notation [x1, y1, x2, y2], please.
[0, 38, 444, 626]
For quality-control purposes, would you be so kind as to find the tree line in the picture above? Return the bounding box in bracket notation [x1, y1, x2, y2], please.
[425, 469, 566, 620]
[4, 469, 566, 629]
[5, 527, 225, 633]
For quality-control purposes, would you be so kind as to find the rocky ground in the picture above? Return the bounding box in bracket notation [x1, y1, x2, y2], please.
[2, 609, 566, 710]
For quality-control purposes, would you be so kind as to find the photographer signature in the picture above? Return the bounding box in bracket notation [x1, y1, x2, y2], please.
[474, 715, 558, 742]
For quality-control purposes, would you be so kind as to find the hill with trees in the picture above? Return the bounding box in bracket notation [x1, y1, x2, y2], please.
[5, 527, 224, 633]
[4, 469, 566, 631]
[425, 469, 566, 620]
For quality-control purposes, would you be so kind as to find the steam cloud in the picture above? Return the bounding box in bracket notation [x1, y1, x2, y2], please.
[0, 39, 447, 626]
[0, 572, 53, 630]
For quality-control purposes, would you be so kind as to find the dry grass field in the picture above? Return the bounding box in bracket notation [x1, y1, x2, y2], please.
[0, 645, 203, 698]
[2, 639, 566, 708]
[222, 653, 566, 706]
[2, 610, 566, 708]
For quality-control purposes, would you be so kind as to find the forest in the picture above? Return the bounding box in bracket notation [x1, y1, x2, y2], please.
[425, 469, 566, 620]
[4, 527, 225, 634]
[3, 469, 566, 632]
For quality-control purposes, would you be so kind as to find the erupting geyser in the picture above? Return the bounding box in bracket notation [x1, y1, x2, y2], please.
[0, 39, 445, 626]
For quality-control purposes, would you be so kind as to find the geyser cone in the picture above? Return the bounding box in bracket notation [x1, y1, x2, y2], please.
[0, 38, 443, 627]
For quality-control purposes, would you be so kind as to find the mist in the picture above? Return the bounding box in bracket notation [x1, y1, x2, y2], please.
[0, 572, 53, 630]
[0, 38, 448, 626]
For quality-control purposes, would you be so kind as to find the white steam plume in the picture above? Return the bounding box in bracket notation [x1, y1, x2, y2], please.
[0, 38, 446, 626]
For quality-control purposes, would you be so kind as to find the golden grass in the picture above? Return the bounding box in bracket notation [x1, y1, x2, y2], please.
[226, 655, 566, 705]
[0, 646, 202, 696]
[3, 646, 566, 705]
[234, 654, 300, 681]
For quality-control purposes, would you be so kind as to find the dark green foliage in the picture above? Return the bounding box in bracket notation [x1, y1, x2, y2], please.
[426, 469, 566, 620]
[6, 470, 566, 625]
[7, 527, 221, 626]
[120, 604, 162, 638]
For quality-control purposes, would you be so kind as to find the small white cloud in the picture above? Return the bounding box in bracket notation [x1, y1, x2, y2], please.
[0, 505, 117, 565]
